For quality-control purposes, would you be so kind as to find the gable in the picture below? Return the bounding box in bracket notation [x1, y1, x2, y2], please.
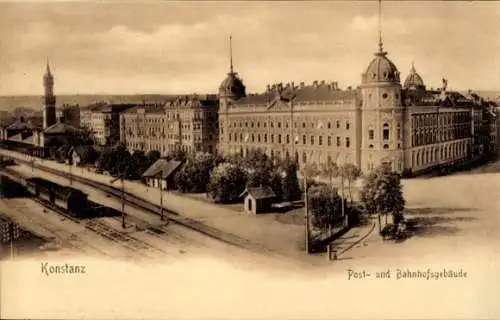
[266, 97, 291, 112]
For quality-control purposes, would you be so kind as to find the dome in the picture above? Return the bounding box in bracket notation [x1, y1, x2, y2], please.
[219, 71, 246, 98]
[362, 51, 400, 85]
[403, 63, 426, 90]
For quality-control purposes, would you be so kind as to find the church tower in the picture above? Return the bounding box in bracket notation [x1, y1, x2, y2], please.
[43, 60, 57, 129]
[360, 0, 405, 173]
[218, 35, 246, 154]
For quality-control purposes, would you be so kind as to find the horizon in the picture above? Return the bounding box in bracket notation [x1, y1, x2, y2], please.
[0, 1, 499, 95]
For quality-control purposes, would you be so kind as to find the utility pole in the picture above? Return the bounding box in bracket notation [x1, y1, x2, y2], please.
[159, 178, 164, 221]
[304, 177, 310, 254]
[121, 174, 125, 228]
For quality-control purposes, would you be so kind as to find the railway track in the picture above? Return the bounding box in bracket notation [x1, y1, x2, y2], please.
[3, 153, 307, 264]
[31, 196, 171, 258]
[4, 198, 109, 256]
[21, 159, 267, 253]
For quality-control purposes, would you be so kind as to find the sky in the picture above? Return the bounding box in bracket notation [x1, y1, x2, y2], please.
[0, 1, 499, 95]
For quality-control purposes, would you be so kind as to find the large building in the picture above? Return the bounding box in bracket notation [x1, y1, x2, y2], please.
[81, 103, 136, 146]
[120, 95, 219, 156]
[218, 35, 495, 175]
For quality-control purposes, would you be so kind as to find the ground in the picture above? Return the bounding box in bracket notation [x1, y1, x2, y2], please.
[1, 149, 499, 271]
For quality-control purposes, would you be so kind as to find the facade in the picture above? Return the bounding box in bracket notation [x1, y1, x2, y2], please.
[56, 104, 81, 128]
[84, 103, 136, 146]
[218, 40, 492, 175]
[120, 95, 219, 156]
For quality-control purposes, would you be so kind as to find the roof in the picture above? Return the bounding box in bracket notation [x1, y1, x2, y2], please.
[22, 135, 35, 144]
[142, 159, 184, 179]
[362, 51, 400, 85]
[8, 133, 24, 142]
[7, 119, 37, 131]
[233, 84, 359, 106]
[239, 186, 277, 200]
[44, 122, 77, 134]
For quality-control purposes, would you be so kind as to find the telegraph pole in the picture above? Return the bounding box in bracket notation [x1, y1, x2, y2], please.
[159, 179, 164, 221]
[121, 174, 125, 228]
[304, 177, 310, 254]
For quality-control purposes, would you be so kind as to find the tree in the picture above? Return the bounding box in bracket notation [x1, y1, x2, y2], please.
[360, 163, 405, 234]
[146, 150, 161, 164]
[320, 158, 339, 190]
[207, 162, 246, 203]
[309, 185, 343, 231]
[132, 150, 150, 176]
[342, 163, 362, 202]
[166, 148, 187, 161]
[175, 152, 222, 193]
[280, 160, 301, 202]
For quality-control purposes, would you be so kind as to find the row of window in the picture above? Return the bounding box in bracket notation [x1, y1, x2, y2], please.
[412, 112, 470, 128]
[228, 120, 351, 130]
[228, 133, 351, 148]
[412, 127, 470, 146]
[413, 142, 468, 167]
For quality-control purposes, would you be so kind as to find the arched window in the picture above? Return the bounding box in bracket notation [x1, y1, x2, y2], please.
[328, 136, 332, 146]
[271, 135, 275, 143]
[264, 134, 268, 143]
[278, 134, 282, 144]
[302, 152, 307, 163]
[251, 134, 255, 143]
[286, 134, 290, 144]
[257, 134, 261, 143]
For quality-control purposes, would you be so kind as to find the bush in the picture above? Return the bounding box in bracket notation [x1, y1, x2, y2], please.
[207, 162, 246, 203]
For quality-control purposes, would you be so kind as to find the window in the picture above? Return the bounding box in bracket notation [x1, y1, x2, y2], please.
[336, 120, 340, 129]
[382, 93, 388, 99]
[303, 135, 306, 144]
[271, 135, 274, 143]
[302, 152, 307, 163]
[328, 122, 331, 129]
[286, 134, 290, 144]
[311, 136, 314, 145]
[319, 136, 323, 146]
[346, 121, 350, 130]
[346, 137, 350, 148]
[251, 122, 254, 128]
[245, 122, 248, 127]
[264, 134, 268, 143]
[271, 122, 274, 128]
[369, 144, 374, 148]
[383, 123, 390, 140]
[368, 129, 374, 140]
[336, 137, 341, 147]
[278, 122, 281, 128]
[257, 122, 260, 128]
[328, 136, 332, 146]
[302, 122, 306, 128]
[258, 134, 261, 143]
[383, 144, 389, 149]
[278, 134, 282, 144]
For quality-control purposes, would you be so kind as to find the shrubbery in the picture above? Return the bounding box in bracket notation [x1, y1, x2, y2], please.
[308, 184, 343, 231]
[175, 152, 223, 193]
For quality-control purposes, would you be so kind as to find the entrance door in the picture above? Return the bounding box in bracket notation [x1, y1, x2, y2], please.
[247, 198, 252, 213]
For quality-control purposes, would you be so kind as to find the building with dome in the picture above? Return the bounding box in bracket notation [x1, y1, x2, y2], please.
[218, 31, 490, 175]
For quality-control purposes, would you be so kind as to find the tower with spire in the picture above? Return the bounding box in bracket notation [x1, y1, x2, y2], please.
[218, 35, 246, 152]
[43, 60, 57, 129]
[359, 0, 405, 173]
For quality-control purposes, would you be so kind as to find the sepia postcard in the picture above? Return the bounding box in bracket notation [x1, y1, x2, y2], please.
[0, 0, 499, 319]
